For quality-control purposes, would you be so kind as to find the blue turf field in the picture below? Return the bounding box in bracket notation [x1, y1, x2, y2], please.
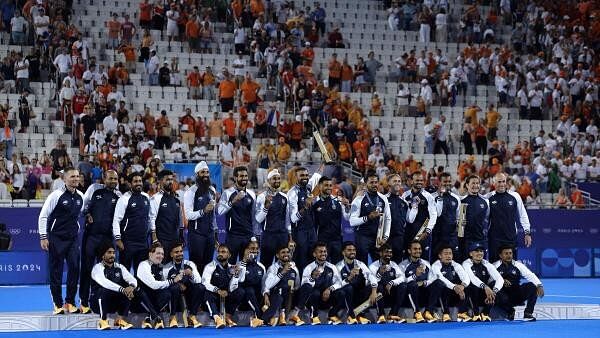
[0, 320, 598, 338]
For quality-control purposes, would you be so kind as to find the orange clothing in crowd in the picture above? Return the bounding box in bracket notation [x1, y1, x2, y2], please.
[223, 117, 236, 137]
[219, 79, 236, 99]
[187, 72, 201, 87]
[140, 2, 152, 21]
[328, 60, 342, 78]
[250, 0, 265, 17]
[186, 20, 200, 38]
[240, 80, 261, 103]
[571, 189, 585, 208]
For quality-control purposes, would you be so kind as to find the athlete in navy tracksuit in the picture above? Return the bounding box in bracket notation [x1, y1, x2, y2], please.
[462, 243, 504, 321]
[398, 240, 436, 322]
[184, 161, 218, 273]
[486, 173, 532, 261]
[262, 246, 301, 325]
[459, 175, 489, 262]
[295, 243, 346, 324]
[431, 173, 461, 258]
[493, 245, 543, 321]
[336, 242, 378, 324]
[313, 176, 349, 264]
[164, 242, 205, 327]
[136, 243, 183, 328]
[113, 172, 151, 272]
[368, 244, 408, 323]
[150, 170, 183, 262]
[287, 167, 321, 271]
[401, 172, 438, 260]
[386, 174, 417, 262]
[217, 166, 257, 263]
[350, 172, 391, 264]
[38, 168, 85, 314]
[429, 244, 472, 322]
[255, 169, 291, 267]
[90, 242, 155, 330]
[202, 245, 245, 328]
[237, 240, 267, 324]
[80, 170, 121, 312]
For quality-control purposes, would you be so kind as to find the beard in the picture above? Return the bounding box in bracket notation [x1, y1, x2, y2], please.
[197, 176, 212, 194]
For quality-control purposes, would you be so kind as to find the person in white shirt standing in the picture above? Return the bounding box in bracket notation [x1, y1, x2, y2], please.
[146, 50, 160, 85]
[435, 8, 447, 42]
[528, 84, 543, 120]
[166, 5, 180, 44]
[15, 52, 31, 94]
[54, 49, 73, 87]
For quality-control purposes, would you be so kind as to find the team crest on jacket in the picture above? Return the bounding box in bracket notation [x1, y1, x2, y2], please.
[162, 203, 168, 207]
[62, 200, 69, 205]
[115, 271, 121, 278]
[76, 200, 81, 205]
[96, 195, 102, 199]
[480, 203, 485, 208]
[144, 200, 148, 205]
[508, 201, 513, 206]
[132, 203, 136, 207]
[451, 201, 456, 206]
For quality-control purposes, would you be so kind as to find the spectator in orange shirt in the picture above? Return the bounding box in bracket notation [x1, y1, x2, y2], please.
[139, 0, 152, 29]
[249, 104, 266, 137]
[118, 43, 137, 74]
[301, 42, 315, 66]
[328, 53, 342, 90]
[142, 107, 156, 138]
[250, 0, 265, 18]
[337, 136, 353, 163]
[187, 66, 202, 99]
[571, 186, 585, 209]
[208, 112, 223, 149]
[106, 13, 121, 49]
[179, 108, 196, 146]
[340, 59, 353, 93]
[218, 73, 236, 112]
[289, 115, 303, 150]
[238, 110, 253, 145]
[194, 115, 206, 140]
[240, 73, 261, 113]
[223, 112, 237, 142]
[185, 14, 200, 52]
[276, 136, 291, 163]
[155, 110, 171, 150]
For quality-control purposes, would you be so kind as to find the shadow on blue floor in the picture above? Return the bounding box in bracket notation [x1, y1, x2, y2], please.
[1, 320, 599, 338]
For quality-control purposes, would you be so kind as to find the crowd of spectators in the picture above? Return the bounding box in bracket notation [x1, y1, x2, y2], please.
[0, 0, 598, 208]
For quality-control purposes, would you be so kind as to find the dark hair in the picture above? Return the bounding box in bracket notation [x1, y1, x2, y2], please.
[411, 171, 423, 180]
[407, 240, 422, 249]
[378, 243, 392, 252]
[365, 169, 378, 180]
[435, 242, 453, 256]
[465, 174, 480, 185]
[439, 172, 452, 180]
[342, 241, 356, 251]
[498, 244, 514, 255]
[96, 240, 114, 258]
[296, 166, 308, 174]
[233, 166, 248, 177]
[149, 242, 163, 253]
[312, 241, 328, 252]
[128, 171, 143, 182]
[318, 176, 332, 184]
[169, 241, 185, 252]
[276, 245, 290, 254]
[217, 244, 231, 253]
[157, 169, 174, 181]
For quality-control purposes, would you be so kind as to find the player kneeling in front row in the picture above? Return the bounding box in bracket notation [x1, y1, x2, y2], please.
[164, 242, 206, 328]
[202, 244, 245, 329]
[429, 243, 472, 322]
[137, 242, 185, 329]
[262, 245, 303, 326]
[368, 244, 408, 324]
[294, 242, 347, 325]
[494, 245, 544, 321]
[462, 243, 504, 322]
[91, 242, 152, 330]
[337, 242, 379, 325]
[398, 240, 436, 323]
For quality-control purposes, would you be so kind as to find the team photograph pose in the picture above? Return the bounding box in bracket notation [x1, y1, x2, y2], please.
[401, 172, 438, 260]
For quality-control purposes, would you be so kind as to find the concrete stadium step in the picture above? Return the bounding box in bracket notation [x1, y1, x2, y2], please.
[1, 303, 599, 332]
